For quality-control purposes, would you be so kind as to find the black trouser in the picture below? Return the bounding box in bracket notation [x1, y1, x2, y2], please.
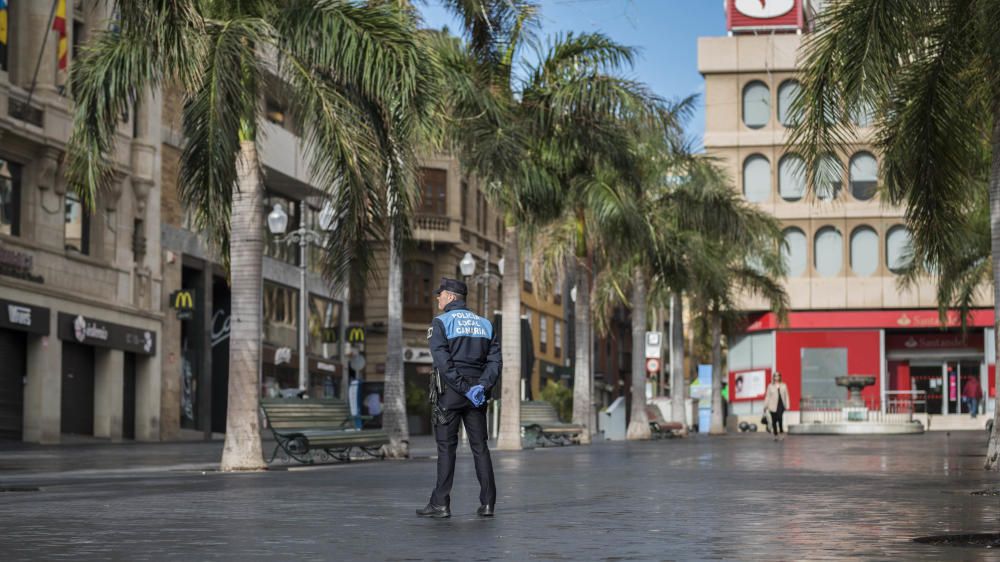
[769, 410, 784, 435]
[430, 404, 496, 508]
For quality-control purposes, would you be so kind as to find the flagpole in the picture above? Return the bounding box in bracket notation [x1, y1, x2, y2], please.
[25, 0, 60, 110]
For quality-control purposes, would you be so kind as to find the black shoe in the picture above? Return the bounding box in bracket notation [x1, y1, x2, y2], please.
[477, 505, 495, 517]
[416, 503, 450, 518]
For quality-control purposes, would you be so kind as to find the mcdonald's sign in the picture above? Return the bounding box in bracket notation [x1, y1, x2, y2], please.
[347, 325, 365, 343]
[170, 289, 196, 320]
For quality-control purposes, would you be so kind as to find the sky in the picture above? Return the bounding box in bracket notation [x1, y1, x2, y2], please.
[418, 0, 727, 149]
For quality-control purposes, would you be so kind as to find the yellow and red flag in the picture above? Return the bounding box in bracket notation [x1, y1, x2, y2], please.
[0, 0, 9, 50]
[53, 0, 67, 71]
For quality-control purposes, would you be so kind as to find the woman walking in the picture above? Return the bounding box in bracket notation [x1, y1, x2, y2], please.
[765, 372, 791, 441]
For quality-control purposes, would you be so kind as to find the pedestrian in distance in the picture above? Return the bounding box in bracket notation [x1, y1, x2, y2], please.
[963, 376, 983, 419]
[764, 372, 790, 441]
[417, 278, 501, 519]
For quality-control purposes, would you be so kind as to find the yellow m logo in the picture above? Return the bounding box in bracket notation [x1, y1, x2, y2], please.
[172, 290, 194, 310]
[347, 326, 365, 343]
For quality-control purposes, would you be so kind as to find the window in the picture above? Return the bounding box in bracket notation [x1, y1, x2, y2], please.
[403, 260, 434, 323]
[849, 152, 878, 201]
[814, 226, 843, 277]
[742, 81, 770, 129]
[263, 192, 298, 265]
[815, 155, 842, 201]
[263, 282, 299, 349]
[523, 249, 533, 292]
[850, 100, 874, 128]
[475, 191, 482, 232]
[849, 227, 878, 277]
[554, 321, 562, 358]
[539, 315, 548, 353]
[418, 168, 447, 215]
[778, 154, 806, 201]
[481, 199, 488, 234]
[886, 226, 912, 273]
[0, 159, 22, 236]
[461, 181, 468, 226]
[777, 80, 801, 126]
[782, 227, 807, 277]
[64, 192, 90, 254]
[308, 295, 342, 358]
[495, 217, 502, 239]
[742, 155, 771, 203]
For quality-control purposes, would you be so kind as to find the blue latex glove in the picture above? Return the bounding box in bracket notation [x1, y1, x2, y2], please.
[465, 385, 486, 407]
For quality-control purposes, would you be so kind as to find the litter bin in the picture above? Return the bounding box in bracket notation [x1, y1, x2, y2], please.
[599, 396, 626, 440]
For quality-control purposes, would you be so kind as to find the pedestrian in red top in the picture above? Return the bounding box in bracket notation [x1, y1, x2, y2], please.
[962, 377, 983, 419]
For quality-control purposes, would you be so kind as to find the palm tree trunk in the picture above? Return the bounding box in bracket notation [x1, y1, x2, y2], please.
[709, 312, 725, 435]
[572, 256, 592, 444]
[220, 140, 266, 472]
[626, 267, 651, 440]
[984, 119, 1000, 470]
[383, 229, 409, 458]
[496, 223, 522, 450]
[670, 292, 686, 427]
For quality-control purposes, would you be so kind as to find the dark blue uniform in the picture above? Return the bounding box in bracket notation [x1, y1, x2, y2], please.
[427, 299, 501, 509]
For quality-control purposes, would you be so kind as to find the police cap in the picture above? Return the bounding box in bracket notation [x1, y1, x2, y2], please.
[433, 277, 468, 297]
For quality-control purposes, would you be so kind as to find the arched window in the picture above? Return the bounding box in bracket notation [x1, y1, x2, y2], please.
[778, 154, 806, 201]
[815, 155, 842, 201]
[777, 80, 801, 126]
[814, 226, 843, 277]
[886, 226, 912, 273]
[742, 155, 771, 203]
[850, 227, 878, 277]
[742, 81, 770, 129]
[782, 227, 807, 277]
[849, 152, 878, 201]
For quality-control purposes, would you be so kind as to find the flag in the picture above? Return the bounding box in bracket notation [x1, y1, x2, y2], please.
[53, 0, 67, 71]
[0, 0, 8, 68]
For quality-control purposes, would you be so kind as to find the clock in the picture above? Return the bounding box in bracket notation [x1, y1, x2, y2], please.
[733, 0, 795, 19]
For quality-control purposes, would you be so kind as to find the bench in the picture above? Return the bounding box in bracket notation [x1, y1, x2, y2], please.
[646, 405, 685, 438]
[520, 400, 584, 446]
[261, 398, 389, 464]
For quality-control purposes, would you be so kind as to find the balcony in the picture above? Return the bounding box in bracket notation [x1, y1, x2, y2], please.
[413, 215, 461, 244]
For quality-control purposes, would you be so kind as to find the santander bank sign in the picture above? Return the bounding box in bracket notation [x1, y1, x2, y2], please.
[728, 0, 802, 32]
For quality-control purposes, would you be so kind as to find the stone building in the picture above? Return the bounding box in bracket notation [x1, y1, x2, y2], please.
[0, 1, 163, 443]
[702, 0, 993, 428]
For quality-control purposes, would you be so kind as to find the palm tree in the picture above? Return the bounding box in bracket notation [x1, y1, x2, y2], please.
[67, 0, 435, 470]
[787, 0, 1000, 468]
[434, 1, 665, 447]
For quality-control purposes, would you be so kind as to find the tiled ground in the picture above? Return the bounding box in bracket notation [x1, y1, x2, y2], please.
[2, 431, 1000, 560]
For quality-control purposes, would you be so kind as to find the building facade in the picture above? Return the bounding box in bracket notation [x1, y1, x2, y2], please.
[702, 0, 994, 426]
[0, 1, 164, 443]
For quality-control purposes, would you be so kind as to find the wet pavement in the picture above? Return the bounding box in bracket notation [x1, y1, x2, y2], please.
[2, 431, 1000, 560]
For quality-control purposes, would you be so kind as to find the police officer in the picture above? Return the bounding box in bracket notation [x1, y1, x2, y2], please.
[416, 278, 501, 519]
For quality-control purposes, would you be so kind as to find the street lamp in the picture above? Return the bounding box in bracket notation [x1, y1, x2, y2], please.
[266, 201, 336, 393]
[460, 250, 503, 317]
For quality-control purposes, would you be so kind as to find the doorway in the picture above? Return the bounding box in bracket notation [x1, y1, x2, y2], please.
[946, 361, 981, 415]
[0, 329, 26, 439]
[123, 353, 136, 440]
[61, 342, 95, 435]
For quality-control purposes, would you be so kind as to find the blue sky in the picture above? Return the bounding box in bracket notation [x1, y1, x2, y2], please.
[418, 0, 727, 149]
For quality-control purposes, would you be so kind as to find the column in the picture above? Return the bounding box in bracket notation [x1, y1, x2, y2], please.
[23, 332, 61, 444]
[93, 348, 124, 440]
[135, 352, 162, 441]
[23, 0, 58, 95]
[199, 265, 213, 439]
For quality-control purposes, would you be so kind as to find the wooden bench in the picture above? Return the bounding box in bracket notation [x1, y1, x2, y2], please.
[261, 398, 389, 464]
[646, 405, 685, 438]
[520, 400, 584, 446]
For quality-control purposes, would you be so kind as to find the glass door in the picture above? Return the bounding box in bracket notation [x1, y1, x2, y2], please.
[910, 364, 943, 415]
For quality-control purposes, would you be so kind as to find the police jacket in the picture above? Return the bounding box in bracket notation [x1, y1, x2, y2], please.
[429, 300, 502, 410]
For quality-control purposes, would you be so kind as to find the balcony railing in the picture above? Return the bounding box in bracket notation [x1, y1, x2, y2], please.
[415, 215, 451, 231]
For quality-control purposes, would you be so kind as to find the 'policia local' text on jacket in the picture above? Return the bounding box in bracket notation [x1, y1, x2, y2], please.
[429, 300, 502, 410]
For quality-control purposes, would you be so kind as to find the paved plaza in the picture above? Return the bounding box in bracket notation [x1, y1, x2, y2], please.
[3, 431, 1000, 560]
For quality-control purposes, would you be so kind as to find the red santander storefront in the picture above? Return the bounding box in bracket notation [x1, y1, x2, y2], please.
[729, 309, 995, 417]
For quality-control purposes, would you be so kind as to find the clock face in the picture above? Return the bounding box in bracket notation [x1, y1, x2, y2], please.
[733, 0, 795, 18]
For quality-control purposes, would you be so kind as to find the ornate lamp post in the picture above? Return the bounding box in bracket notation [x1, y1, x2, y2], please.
[266, 201, 336, 392]
[459, 250, 503, 317]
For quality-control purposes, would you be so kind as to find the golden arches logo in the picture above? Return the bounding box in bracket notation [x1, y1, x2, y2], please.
[172, 291, 194, 310]
[347, 326, 365, 343]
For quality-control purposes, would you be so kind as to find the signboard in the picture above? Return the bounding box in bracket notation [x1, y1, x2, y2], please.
[730, 368, 769, 401]
[169, 289, 196, 320]
[746, 309, 996, 332]
[886, 332, 984, 351]
[0, 298, 50, 335]
[727, 0, 803, 33]
[0, 246, 44, 284]
[347, 325, 366, 344]
[645, 358, 661, 373]
[645, 331, 663, 359]
[57, 312, 156, 355]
